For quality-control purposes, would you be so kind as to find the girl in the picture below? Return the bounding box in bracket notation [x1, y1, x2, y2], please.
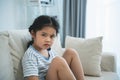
[22, 15, 85, 80]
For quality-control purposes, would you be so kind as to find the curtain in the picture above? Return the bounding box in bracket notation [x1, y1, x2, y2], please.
[62, 0, 87, 46]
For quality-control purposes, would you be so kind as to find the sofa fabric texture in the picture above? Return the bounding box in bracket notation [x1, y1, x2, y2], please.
[0, 29, 119, 80]
[0, 35, 15, 80]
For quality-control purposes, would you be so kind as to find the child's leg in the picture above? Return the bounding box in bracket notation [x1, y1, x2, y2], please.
[63, 48, 85, 80]
[46, 56, 76, 80]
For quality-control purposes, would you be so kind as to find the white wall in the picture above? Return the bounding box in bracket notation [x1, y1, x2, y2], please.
[0, 0, 27, 31]
[86, 0, 120, 76]
[0, 0, 15, 30]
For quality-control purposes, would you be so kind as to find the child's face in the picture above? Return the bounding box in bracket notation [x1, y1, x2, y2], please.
[31, 26, 56, 51]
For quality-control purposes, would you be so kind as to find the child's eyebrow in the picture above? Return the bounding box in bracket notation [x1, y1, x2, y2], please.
[41, 32, 47, 34]
[41, 32, 56, 36]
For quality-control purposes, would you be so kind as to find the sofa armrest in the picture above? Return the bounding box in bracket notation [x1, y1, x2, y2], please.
[101, 52, 117, 72]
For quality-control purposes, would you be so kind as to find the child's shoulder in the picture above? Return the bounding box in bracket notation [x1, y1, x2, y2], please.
[24, 45, 37, 57]
[25, 45, 34, 53]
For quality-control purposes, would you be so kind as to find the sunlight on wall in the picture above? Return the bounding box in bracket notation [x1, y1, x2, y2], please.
[103, 0, 120, 76]
[86, 0, 120, 77]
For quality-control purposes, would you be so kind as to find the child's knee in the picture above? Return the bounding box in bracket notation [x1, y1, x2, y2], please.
[52, 56, 66, 64]
[64, 48, 78, 56]
[51, 56, 68, 68]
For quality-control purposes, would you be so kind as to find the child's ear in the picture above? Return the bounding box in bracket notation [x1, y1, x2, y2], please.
[30, 30, 36, 38]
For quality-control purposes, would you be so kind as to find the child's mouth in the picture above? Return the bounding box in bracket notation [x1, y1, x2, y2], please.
[44, 44, 50, 47]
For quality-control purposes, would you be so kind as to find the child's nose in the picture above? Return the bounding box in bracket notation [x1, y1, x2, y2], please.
[46, 37, 51, 41]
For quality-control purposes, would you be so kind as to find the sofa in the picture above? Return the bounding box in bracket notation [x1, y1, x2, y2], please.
[0, 29, 119, 80]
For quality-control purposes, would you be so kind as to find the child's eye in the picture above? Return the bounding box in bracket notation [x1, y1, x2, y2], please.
[51, 35, 56, 39]
[41, 33, 47, 37]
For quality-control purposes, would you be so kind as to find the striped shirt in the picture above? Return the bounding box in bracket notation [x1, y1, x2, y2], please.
[22, 45, 57, 80]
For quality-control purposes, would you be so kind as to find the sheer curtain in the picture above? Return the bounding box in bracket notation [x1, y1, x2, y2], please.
[62, 0, 87, 46]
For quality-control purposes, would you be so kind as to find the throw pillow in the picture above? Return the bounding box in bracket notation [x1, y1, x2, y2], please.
[65, 36, 103, 76]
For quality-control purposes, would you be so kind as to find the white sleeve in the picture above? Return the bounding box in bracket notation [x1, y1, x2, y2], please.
[22, 54, 38, 77]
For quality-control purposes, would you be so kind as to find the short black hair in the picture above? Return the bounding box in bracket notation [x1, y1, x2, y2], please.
[29, 15, 59, 34]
